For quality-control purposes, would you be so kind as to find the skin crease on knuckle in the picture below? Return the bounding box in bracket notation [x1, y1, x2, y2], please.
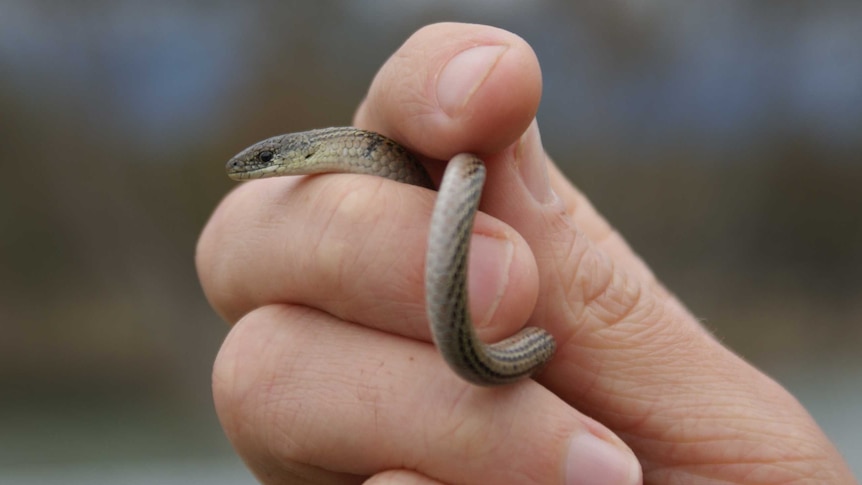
[530, 120, 852, 481]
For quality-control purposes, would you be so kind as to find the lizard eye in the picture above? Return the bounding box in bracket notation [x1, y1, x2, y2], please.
[257, 150, 274, 163]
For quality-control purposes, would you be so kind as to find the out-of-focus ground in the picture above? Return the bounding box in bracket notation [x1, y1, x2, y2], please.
[1, 2, 859, 482]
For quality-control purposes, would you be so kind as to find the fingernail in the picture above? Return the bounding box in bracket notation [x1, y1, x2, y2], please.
[515, 119, 554, 204]
[566, 433, 642, 485]
[437, 45, 508, 117]
[468, 234, 513, 328]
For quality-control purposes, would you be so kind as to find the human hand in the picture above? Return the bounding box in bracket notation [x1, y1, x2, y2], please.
[197, 23, 855, 484]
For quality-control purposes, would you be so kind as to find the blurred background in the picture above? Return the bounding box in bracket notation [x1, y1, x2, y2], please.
[1, 1, 860, 482]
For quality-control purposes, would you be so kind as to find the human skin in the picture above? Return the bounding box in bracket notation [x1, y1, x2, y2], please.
[196, 23, 856, 484]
